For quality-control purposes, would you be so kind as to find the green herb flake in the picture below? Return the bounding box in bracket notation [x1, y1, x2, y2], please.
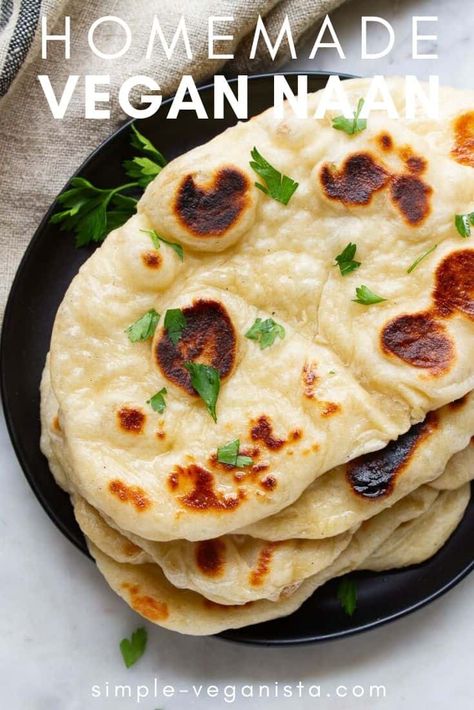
[185, 363, 221, 422]
[334, 242, 361, 276]
[140, 228, 184, 261]
[120, 627, 148, 668]
[337, 579, 357, 616]
[245, 318, 286, 350]
[217, 439, 253, 468]
[454, 212, 474, 238]
[147, 388, 167, 414]
[407, 243, 438, 274]
[353, 285, 386, 306]
[123, 125, 168, 188]
[249, 147, 299, 205]
[164, 309, 187, 345]
[332, 98, 367, 135]
[126, 308, 160, 342]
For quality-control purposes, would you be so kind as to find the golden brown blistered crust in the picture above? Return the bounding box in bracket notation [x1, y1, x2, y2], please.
[302, 363, 341, 417]
[319, 149, 432, 225]
[141, 250, 162, 269]
[249, 543, 278, 587]
[167, 464, 245, 512]
[249, 415, 302, 451]
[52, 416, 62, 433]
[346, 411, 438, 499]
[121, 583, 169, 621]
[451, 111, 474, 167]
[108, 480, 151, 511]
[117, 407, 146, 434]
[195, 539, 226, 577]
[155, 299, 236, 395]
[174, 167, 250, 237]
[381, 250, 474, 373]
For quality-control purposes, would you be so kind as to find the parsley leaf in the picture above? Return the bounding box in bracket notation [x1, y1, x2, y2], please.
[50, 177, 138, 247]
[217, 439, 253, 468]
[129, 124, 167, 165]
[337, 578, 357, 616]
[141, 229, 184, 261]
[407, 243, 438, 274]
[454, 212, 474, 238]
[185, 363, 220, 422]
[249, 147, 299, 205]
[120, 627, 147, 668]
[334, 242, 361, 276]
[353, 285, 386, 305]
[126, 309, 160, 342]
[332, 98, 367, 135]
[123, 125, 167, 188]
[164, 309, 187, 345]
[245, 317, 285, 350]
[147, 388, 167, 414]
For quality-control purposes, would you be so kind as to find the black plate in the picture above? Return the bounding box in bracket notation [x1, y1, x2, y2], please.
[1, 72, 473, 645]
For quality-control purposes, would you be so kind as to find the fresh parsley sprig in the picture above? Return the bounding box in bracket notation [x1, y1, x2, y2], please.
[120, 627, 148, 668]
[148, 388, 168, 414]
[51, 125, 166, 247]
[407, 243, 438, 274]
[454, 211, 474, 238]
[332, 98, 367, 135]
[353, 285, 386, 305]
[217, 439, 253, 468]
[141, 228, 184, 261]
[334, 242, 361, 276]
[185, 362, 221, 422]
[126, 308, 160, 342]
[337, 578, 357, 616]
[245, 317, 285, 350]
[250, 147, 299, 205]
[164, 309, 187, 345]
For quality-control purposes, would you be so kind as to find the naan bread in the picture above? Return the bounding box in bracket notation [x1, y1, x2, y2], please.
[85, 485, 440, 635]
[430, 439, 474, 490]
[363, 484, 471, 572]
[46, 78, 474, 542]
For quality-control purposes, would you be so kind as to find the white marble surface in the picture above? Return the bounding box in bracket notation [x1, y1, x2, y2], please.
[1, 0, 473, 708]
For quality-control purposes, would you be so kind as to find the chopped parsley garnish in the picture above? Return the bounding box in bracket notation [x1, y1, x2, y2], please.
[147, 388, 167, 414]
[337, 578, 357, 616]
[353, 285, 386, 305]
[454, 212, 474, 238]
[332, 98, 367, 135]
[164, 308, 187, 345]
[245, 317, 285, 350]
[185, 363, 221, 422]
[141, 228, 184, 261]
[217, 439, 253, 468]
[407, 243, 438, 274]
[126, 308, 160, 342]
[50, 125, 166, 247]
[249, 147, 299, 205]
[120, 627, 147, 668]
[334, 242, 361, 276]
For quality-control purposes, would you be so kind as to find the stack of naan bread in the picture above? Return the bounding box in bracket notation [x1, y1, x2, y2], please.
[40, 78, 474, 635]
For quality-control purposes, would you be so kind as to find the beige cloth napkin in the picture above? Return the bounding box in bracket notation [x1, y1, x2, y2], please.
[0, 0, 344, 317]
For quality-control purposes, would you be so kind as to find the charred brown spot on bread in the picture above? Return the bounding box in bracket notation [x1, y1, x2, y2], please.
[108, 480, 151, 511]
[320, 152, 390, 205]
[156, 430, 166, 440]
[122, 541, 142, 557]
[250, 416, 286, 451]
[155, 299, 236, 395]
[195, 539, 226, 577]
[347, 412, 438, 498]
[260, 474, 277, 490]
[121, 583, 168, 621]
[170, 464, 244, 511]
[321, 402, 341, 418]
[117, 407, 145, 434]
[141, 250, 162, 269]
[378, 133, 393, 151]
[381, 312, 454, 374]
[174, 167, 250, 237]
[390, 174, 432, 225]
[433, 250, 474, 320]
[452, 111, 474, 167]
[302, 362, 318, 398]
[52, 415, 62, 433]
[449, 395, 468, 410]
[397, 146, 427, 175]
[249, 544, 277, 587]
